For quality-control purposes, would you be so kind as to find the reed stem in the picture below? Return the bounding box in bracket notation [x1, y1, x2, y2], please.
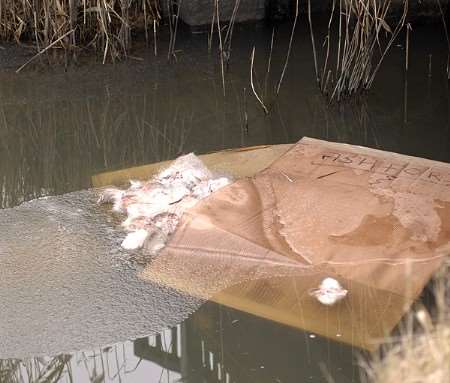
[276, 0, 299, 95]
[250, 46, 269, 114]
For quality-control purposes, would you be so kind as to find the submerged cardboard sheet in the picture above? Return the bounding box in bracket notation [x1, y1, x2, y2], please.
[139, 138, 450, 350]
[94, 139, 450, 351]
[91, 144, 293, 187]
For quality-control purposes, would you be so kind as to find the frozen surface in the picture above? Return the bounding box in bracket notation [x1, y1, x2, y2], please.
[0, 190, 203, 359]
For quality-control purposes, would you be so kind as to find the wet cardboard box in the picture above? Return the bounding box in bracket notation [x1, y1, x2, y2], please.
[95, 137, 450, 351]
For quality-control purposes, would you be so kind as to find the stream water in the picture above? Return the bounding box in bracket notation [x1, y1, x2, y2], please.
[0, 18, 449, 383]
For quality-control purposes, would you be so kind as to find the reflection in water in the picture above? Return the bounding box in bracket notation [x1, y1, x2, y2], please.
[0, 93, 191, 208]
[1, 303, 361, 383]
[0, 23, 448, 210]
[1, 356, 72, 383]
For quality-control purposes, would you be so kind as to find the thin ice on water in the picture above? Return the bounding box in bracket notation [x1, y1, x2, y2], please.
[0, 189, 205, 359]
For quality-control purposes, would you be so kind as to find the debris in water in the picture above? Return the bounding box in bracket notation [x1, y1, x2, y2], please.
[121, 228, 149, 250]
[309, 277, 348, 306]
[98, 153, 232, 252]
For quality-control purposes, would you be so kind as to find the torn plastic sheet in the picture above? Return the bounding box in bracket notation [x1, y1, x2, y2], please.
[138, 138, 450, 351]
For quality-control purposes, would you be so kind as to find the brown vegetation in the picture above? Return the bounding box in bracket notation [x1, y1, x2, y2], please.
[0, 0, 160, 62]
[308, 0, 408, 102]
[363, 261, 450, 383]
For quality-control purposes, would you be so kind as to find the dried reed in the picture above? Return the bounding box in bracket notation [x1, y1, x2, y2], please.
[436, 0, 450, 79]
[214, 0, 226, 97]
[250, 46, 269, 114]
[308, 0, 408, 102]
[276, 0, 298, 95]
[167, 0, 182, 60]
[363, 261, 450, 383]
[0, 0, 161, 64]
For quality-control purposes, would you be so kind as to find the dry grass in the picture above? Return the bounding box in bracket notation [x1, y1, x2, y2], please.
[309, 0, 408, 102]
[368, 325, 450, 383]
[363, 261, 450, 383]
[0, 0, 161, 63]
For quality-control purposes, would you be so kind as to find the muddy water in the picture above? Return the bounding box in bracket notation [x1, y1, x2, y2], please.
[0, 19, 449, 383]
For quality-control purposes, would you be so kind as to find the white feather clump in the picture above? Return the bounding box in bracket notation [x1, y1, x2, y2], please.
[98, 153, 232, 252]
[309, 277, 348, 306]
